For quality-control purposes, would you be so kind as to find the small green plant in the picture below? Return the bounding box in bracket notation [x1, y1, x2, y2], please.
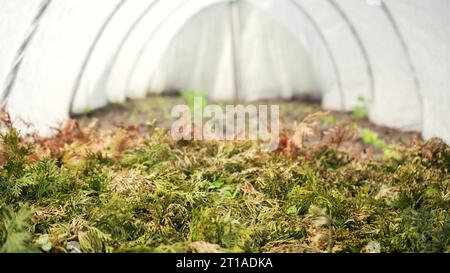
[82, 107, 93, 117]
[360, 128, 385, 148]
[352, 96, 369, 120]
[302, 106, 315, 114]
[383, 146, 402, 161]
[320, 115, 338, 126]
[359, 128, 401, 160]
[180, 90, 208, 114]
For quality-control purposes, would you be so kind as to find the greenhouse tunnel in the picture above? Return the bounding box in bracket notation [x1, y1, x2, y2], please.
[0, 0, 449, 144]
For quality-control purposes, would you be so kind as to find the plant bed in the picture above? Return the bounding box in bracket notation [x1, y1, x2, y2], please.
[0, 97, 448, 253]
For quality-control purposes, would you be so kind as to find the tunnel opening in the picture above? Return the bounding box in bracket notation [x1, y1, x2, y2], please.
[145, 1, 322, 103]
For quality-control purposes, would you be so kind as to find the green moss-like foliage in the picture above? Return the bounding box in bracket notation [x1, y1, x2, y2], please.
[0, 124, 448, 253]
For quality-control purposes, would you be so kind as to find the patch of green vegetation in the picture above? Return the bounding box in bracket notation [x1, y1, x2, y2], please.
[352, 96, 369, 120]
[359, 128, 401, 160]
[360, 128, 385, 148]
[0, 125, 448, 253]
[82, 107, 93, 117]
[180, 90, 208, 114]
[319, 115, 338, 127]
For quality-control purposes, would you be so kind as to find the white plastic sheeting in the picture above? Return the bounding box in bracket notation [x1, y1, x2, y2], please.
[0, 0, 449, 143]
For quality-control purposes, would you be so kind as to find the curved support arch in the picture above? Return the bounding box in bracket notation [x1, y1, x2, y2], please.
[327, 0, 374, 105]
[69, 0, 126, 114]
[287, 0, 345, 109]
[71, 0, 365, 110]
[71, 0, 161, 113]
[0, 0, 51, 106]
[145, 1, 238, 100]
[382, 0, 450, 141]
[69, 0, 418, 120]
[125, 0, 344, 105]
[5, 1, 126, 136]
[335, 0, 421, 130]
[380, 1, 423, 127]
[125, 0, 221, 99]
[106, 0, 190, 103]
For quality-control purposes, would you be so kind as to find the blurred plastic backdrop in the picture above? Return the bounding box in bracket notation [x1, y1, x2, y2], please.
[0, 0, 449, 143]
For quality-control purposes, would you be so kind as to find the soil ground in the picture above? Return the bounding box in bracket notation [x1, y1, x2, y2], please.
[77, 95, 420, 147]
[1, 95, 448, 253]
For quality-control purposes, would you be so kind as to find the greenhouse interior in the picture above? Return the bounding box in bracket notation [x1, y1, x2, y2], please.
[0, 0, 448, 256]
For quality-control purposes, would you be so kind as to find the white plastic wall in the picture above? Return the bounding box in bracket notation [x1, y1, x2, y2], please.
[0, 0, 449, 143]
